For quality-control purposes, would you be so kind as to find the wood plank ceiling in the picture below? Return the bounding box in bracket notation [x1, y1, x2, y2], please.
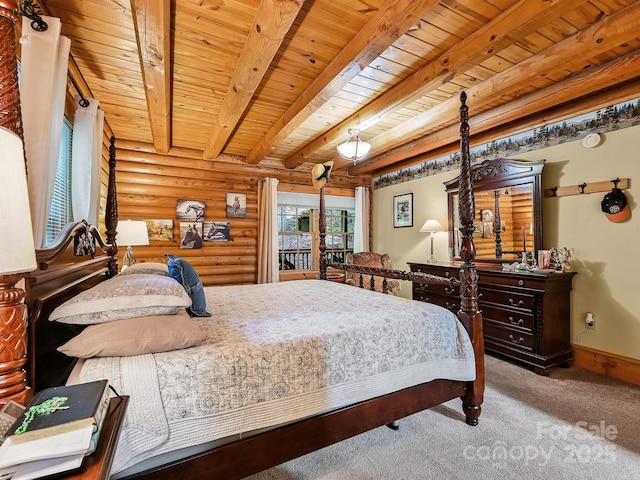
[41, 0, 640, 177]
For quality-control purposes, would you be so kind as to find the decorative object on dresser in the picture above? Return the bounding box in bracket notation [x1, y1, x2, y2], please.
[116, 220, 150, 268]
[419, 219, 444, 264]
[409, 263, 576, 376]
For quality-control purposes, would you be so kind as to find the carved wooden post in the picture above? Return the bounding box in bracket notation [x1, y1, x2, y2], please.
[493, 189, 503, 258]
[105, 136, 119, 276]
[318, 187, 327, 280]
[457, 92, 484, 426]
[0, 0, 30, 406]
[0, 0, 22, 136]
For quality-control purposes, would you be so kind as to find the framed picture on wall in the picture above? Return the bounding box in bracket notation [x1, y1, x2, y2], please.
[393, 193, 413, 228]
[226, 193, 246, 218]
[145, 219, 174, 242]
[179, 222, 203, 249]
[203, 221, 230, 242]
[177, 199, 205, 221]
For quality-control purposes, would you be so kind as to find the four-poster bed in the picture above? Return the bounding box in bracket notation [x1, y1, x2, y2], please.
[21, 93, 483, 480]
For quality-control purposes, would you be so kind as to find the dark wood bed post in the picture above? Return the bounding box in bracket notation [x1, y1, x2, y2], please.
[457, 92, 484, 426]
[105, 135, 119, 276]
[0, 0, 22, 137]
[0, 0, 30, 406]
[318, 186, 327, 280]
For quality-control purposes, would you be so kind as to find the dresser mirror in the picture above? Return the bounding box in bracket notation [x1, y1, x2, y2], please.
[444, 158, 545, 266]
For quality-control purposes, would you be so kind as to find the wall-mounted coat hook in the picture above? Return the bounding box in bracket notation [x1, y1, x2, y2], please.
[545, 178, 630, 198]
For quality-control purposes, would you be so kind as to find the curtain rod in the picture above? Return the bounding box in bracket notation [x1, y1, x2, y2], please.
[67, 73, 90, 108]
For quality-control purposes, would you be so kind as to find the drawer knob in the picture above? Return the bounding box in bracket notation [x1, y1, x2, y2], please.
[518, 280, 524, 286]
[509, 316, 524, 326]
[445, 301, 457, 311]
[445, 287, 455, 295]
[509, 335, 525, 344]
[478, 293, 483, 299]
[509, 298, 525, 307]
[445, 271, 450, 277]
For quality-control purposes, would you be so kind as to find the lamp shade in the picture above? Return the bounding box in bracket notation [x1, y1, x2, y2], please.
[337, 129, 371, 163]
[0, 127, 37, 275]
[116, 220, 149, 246]
[419, 219, 444, 233]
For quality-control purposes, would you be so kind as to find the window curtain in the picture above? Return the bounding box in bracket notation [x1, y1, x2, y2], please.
[257, 177, 280, 283]
[19, 16, 70, 247]
[353, 186, 370, 252]
[71, 96, 104, 226]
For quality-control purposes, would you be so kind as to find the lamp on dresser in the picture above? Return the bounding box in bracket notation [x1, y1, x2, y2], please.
[0, 127, 38, 406]
[117, 220, 150, 268]
[419, 219, 444, 264]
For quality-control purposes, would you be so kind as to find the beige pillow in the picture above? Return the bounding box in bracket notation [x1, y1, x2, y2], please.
[49, 274, 192, 325]
[118, 262, 169, 276]
[57, 309, 207, 358]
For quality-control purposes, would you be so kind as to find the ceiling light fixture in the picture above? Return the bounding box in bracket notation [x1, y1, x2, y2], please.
[336, 129, 371, 164]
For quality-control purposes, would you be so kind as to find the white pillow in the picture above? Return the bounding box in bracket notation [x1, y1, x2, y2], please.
[49, 274, 192, 325]
[118, 262, 168, 276]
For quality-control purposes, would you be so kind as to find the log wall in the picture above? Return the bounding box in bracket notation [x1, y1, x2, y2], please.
[111, 141, 372, 286]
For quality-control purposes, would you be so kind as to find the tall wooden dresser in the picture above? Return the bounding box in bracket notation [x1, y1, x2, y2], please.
[408, 263, 576, 375]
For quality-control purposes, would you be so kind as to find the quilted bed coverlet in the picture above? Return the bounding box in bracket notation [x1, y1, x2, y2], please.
[78, 280, 475, 473]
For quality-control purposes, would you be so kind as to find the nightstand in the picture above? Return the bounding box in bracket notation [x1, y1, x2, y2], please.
[60, 395, 129, 480]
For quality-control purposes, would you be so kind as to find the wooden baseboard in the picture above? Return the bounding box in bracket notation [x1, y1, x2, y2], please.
[572, 345, 640, 387]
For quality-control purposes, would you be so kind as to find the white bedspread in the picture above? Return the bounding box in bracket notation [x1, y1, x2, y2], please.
[78, 280, 476, 474]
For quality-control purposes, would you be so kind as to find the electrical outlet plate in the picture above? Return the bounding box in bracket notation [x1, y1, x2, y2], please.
[586, 313, 596, 330]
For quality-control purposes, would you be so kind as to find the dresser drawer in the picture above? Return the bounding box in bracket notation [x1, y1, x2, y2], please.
[480, 304, 534, 332]
[414, 282, 459, 298]
[478, 287, 534, 312]
[413, 265, 458, 279]
[484, 322, 534, 350]
[413, 292, 459, 313]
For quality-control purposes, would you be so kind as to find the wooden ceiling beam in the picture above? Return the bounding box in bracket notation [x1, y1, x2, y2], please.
[202, 0, 306, 160]
[130, 0, 172, 154]
[245, 0, 442, 165]
[352, 50, 640, 175]
[365, 0, 640, 162]
[284, 0, 585, 169]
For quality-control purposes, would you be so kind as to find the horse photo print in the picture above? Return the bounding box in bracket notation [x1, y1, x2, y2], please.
[203, 222, 231, 242]
[179, 222, 204, 249]
[226, 193, 246, 218]
[177, 199, 205, 221]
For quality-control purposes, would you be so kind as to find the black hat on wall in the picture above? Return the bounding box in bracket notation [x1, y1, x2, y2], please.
[601, 188, 631, 223]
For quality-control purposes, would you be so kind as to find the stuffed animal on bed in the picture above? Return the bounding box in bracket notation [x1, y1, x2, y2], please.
[164, 254, 212, 317]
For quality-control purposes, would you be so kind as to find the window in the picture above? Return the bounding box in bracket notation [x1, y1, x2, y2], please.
[45, 118, 73, 246]
[277, 193, 355, 271]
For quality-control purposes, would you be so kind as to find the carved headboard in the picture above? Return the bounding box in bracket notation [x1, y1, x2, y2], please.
[25, 138, 119, 392]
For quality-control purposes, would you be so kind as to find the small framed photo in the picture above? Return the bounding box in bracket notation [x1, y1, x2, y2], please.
[226, 193, 246, 218]
[393, 193, 413, 228]
[177, 199, 205, 221]
[203, 221, 231, 242]
[145, 219, 174, 242]
[179, 222, 203, 249]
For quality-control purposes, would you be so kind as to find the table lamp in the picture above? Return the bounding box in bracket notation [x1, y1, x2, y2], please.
[419, 219, 444, 264]
[117, 220, 149, 268]
[0, 127, 38, 405]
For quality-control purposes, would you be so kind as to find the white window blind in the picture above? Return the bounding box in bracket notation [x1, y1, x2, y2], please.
[45, 118, 73, 246]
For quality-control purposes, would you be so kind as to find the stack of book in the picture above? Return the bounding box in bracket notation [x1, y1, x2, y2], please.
[0, 379, 110, 480]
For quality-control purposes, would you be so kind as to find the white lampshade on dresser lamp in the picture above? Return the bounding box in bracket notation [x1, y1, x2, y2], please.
[117, 220, 149, 268]
[420, 219, 444, 264]
[0, 127, 38, 405]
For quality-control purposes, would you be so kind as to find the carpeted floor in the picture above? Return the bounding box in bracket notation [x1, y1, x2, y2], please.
[246, 355, 640, 480]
